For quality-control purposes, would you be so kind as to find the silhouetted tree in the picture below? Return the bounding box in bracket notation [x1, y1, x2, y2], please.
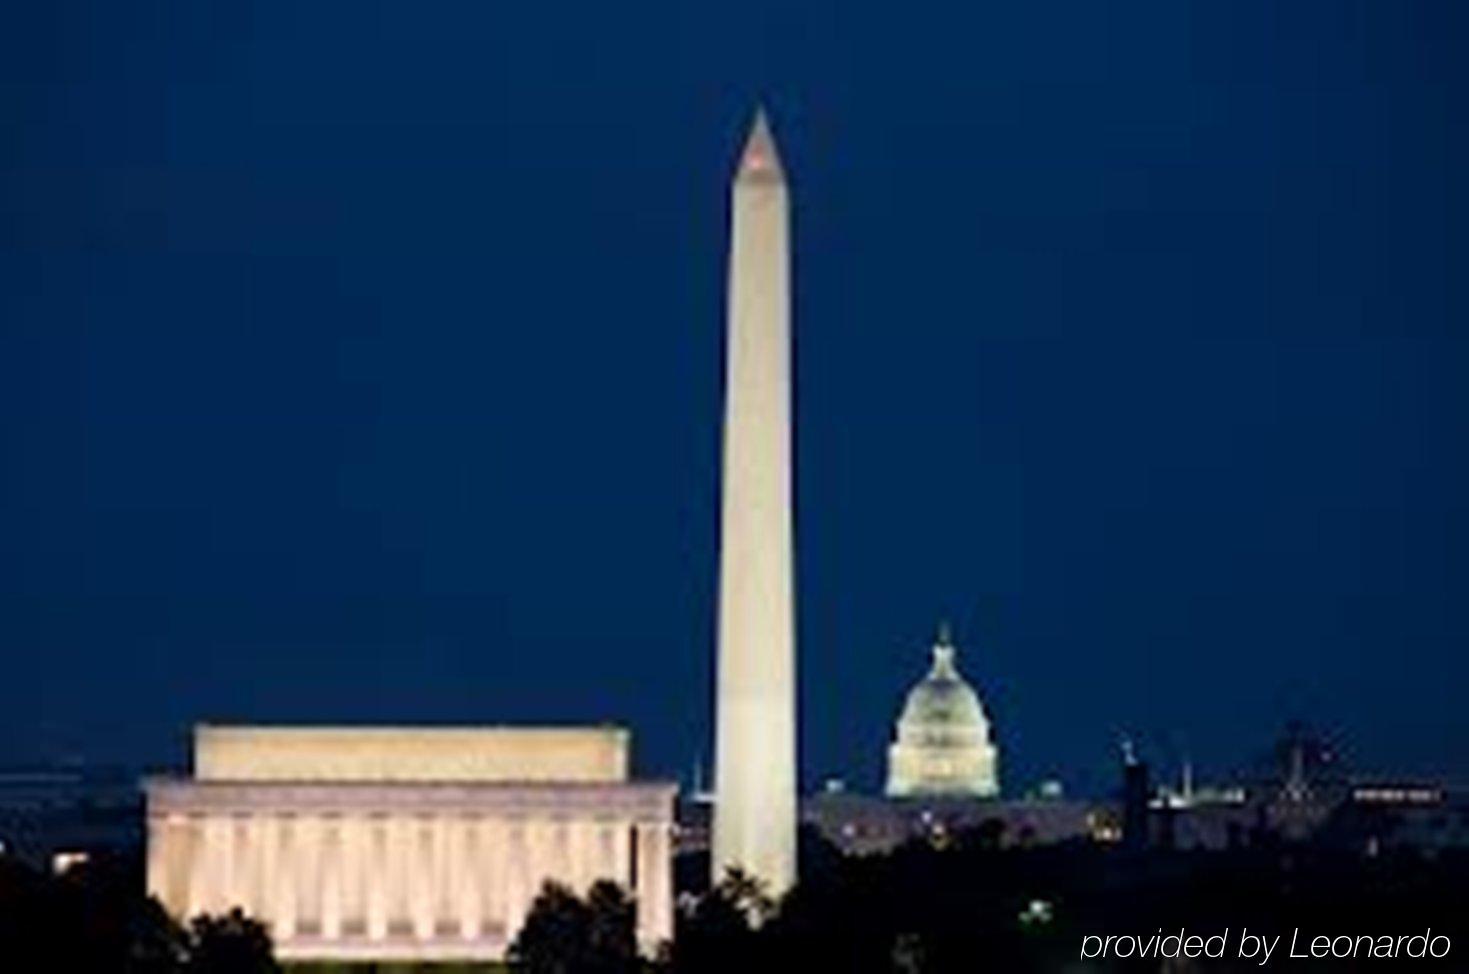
[0, 853, 279, 972]
[0, 852, 189, 971]
[964, 816, 1007, 851]
[509, 879, 640, 974]
[665, 869, 767, 974]
[796, 822, 844, 882]
[670, 835, 1469, 973]
[510, 882, 592, 974]
[585, 880, 639, 973]
[131, 896, 192, 973]
[185, 909, 278, 974]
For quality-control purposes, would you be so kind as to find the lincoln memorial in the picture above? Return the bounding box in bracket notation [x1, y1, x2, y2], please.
[144, 724, 676, 963]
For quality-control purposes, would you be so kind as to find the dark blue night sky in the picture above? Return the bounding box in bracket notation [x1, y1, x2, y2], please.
[2, 1, 1465, 795]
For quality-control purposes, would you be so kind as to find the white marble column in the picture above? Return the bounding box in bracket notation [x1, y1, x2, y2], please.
[366, 816, 389, 941]
[245, 814, 269, 922]
[526, 818, 549, 906]
[482, 816, 507, 940]
[635, 822, 672, 950]
[550, 820, 571, 889]
[182, 817, 200, 917]
[321, 817, 342, 940]
[182, 819, 200, 920]
[337, 815, 362, 936]
[229, 816, 250, 916]
[595, 822, 617, 889]
[207, 815, 233, 916]
[186, 816, 214, 916]
[197, 816, 220, 916]
[412, 816, 434, 940]
[161, 816, 191, 917]
[227, 816, 245, 913]
[612, 820, 632, 890]
[257, 814, 278, 930]
[298, 817, 318, 935]
[300, 815, 325, 935]
[568, 819, 590, 893]
[432, 813, 453, 937]
[504, 820, 529, 941]
[456, 817, 480, 941]
[145, 816, 167, 908]
[388, 815, 406, 937]
[274, 816, 297, 942]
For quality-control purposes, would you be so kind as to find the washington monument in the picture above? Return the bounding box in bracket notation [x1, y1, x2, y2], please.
[712, 108, 797, 896]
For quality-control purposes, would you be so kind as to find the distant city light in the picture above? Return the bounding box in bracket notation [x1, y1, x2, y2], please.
[52, 850, 89, 875]
[1018, 899, 1054, 925]
[1352, 787, 1442, 805]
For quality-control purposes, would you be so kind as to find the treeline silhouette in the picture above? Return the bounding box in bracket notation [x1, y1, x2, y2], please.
[0, 852, 277, 973]
[5, 821, 1465, 972]
[658, 824, 1468, 972]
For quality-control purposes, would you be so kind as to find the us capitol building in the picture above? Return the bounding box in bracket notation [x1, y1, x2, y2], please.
[671, 625, 1105, 862]
[885, 624, 999, 799]
[797, 625, 1106, 857]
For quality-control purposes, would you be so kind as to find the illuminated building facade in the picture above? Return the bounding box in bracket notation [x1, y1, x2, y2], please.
[886, 626, 999, 799]
[144, 725, 674, 963]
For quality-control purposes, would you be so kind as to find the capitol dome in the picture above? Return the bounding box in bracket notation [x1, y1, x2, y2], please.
[885, 625, 999, 798]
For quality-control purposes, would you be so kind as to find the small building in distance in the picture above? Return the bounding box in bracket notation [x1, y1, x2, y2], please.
[0, 763, 141, 872]
[1321, 783, 1469, 855]
[144, 724, 675, 964]
[804, 784, 1111, 857]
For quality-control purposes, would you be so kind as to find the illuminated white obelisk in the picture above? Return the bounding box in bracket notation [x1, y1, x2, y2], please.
[712, 108, 797, 896]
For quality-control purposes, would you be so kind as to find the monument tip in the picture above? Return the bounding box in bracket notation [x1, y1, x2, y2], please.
[738, 106, 783, 181]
